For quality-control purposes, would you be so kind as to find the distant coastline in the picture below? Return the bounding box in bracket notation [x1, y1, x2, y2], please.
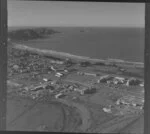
[8, 26, 145, 31]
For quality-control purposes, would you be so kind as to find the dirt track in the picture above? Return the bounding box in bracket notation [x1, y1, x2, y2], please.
[56, 98, 91, 132]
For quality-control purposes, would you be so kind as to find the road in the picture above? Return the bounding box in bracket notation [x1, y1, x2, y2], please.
[56, 98, 91, 132]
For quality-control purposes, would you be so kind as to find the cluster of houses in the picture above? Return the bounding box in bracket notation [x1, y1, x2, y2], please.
[102, 94, 144, 115]
[76, 72, 144, 87]
[97, 75, 144, 87]
[116, 95, 144, 109]
[20, 80, 57, 99]
[48, 65, 69, 78]
[54, 82, 96, 98]
[20, 77, 97, 100]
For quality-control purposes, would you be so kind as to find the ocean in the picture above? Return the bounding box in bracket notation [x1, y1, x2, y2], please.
[12, 27, 145, 62]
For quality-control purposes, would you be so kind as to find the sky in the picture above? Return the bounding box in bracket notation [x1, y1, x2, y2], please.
[8, 1, 145, 27]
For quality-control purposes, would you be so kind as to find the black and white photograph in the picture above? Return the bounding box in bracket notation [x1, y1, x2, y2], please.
[6, 1, 145, 133]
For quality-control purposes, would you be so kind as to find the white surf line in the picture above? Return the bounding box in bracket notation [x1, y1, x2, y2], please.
[12, 43, 144, 66]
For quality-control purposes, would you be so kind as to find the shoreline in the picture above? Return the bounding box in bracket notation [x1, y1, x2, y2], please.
[12, 43, 144, 68]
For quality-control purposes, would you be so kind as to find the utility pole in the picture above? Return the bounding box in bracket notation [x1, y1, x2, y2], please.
[0, 0, 7, 130]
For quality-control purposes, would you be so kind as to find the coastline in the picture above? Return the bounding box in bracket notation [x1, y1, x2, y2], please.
[12, 43, 144, 68]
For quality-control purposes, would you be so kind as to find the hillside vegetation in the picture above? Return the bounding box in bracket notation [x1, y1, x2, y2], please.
[8, 28, 60, 41]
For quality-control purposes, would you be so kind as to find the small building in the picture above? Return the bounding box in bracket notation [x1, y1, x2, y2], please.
[79, 61, 91, 67]
[96, 74, 101, 76]
[64, 69, 68, 73]
[74, 88, 84, 95]
[56, 61, 64, 65]
[103, 106, 112, 113]
[50, 81, 57, 85]
[77, 72, 84, 76]
[50, 60, 64, 65]
[119, 68, 126, 72]
[31, 86, 44, 92]
[114, 77, 125, 81]
[68, 85, 74, 91]
[139, 82, 144, 87]
[107, 80, 114, 84]
[113, 77, 126, 85]
[55, 93, 66, 99]
[84, 73, 97, 77]
[64, 58, 74, 67]
[55, 72, 64, 77]
[45, 85, 55, 91]
[68, 68, 77, 73]
[98, 75, 114, 83]
[83, 87, 96, 94]
[74, 88, 80, 92]
[43, 78, 52, 82]
[116, 95, 144, 108]
[43, 78, 48, 82]
[126, 78, 141, 86]
[50, 66, 56, 71]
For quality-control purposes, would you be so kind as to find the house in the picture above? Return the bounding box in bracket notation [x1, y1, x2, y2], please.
[55, 72, 64, 77]
[113, 77, 126, 85]
[50, 81, 57, 85]
[84, 73, 97, 77]
[80, 90, 84, 95]
[119, 68, 126, 72]
[31, 85, 44, 91]
[116, 95, 144, 108]
[126, 78, 141, 86]
[64, 69, 68, 73]
[139, 82, 144, 87]
[96, 74, 101, 76]
[98, 75, 114, 83]
[131, 98, 144, 107]
[43, 78, 52, 82]
[50, 66, 56, 71]
[74, 88, 80, 92]
[114, 77, 125, 81]
[45, 85, 55, 91]
[55, 93, 66, 99]
[79, 61, 91, 67]
[97, 75, 108, 83]
[74, 88, 84, 95]
[64, 58, 74, 67]
[77, 72, 84, 76]
[68, 85, 74, 91]
[103, 106, 112, 113]
[43, 78, 48, 82]
[72, 83, 79, 88]
[107, 80, 114, 84]
[56, 61, 64, 65]
[50, 60, 64, 65]
[83, 87, 96, 94]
